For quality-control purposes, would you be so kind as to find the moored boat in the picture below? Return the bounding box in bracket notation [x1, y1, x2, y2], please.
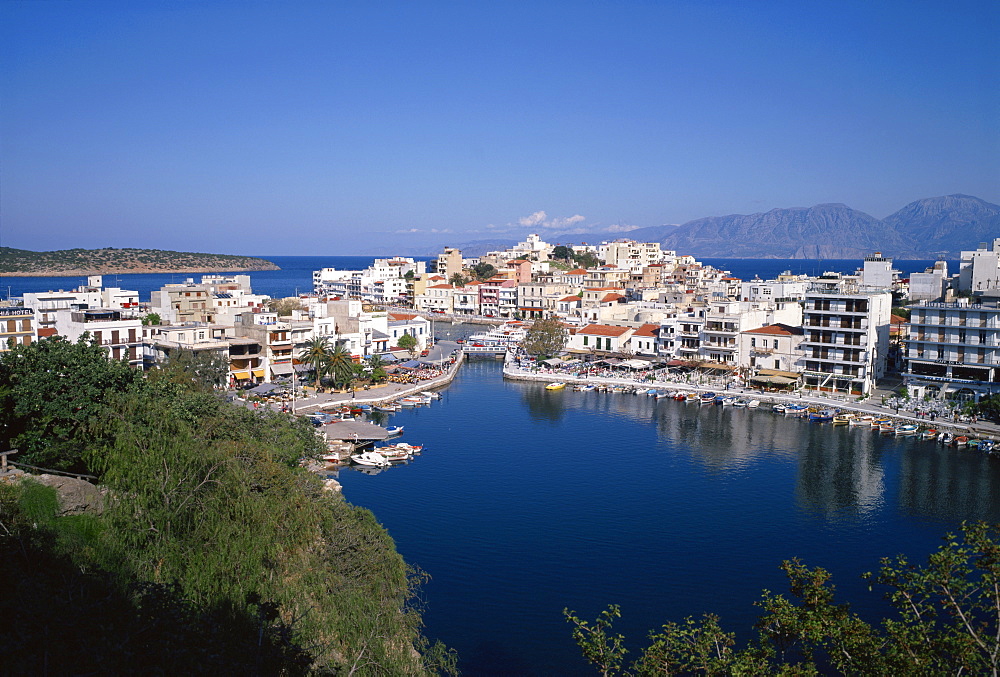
[386, 425, 404, 437]
[809, 409, 836, 421]
[895, 424, 919, 436]
[351, 451, 390, 467]
[849, 415, 874, 426]
[545, 382, 566, 390]
[954, 435, 969, 447]
[747, 399, 760, 408]
[771, 403, 786, 413]
[921, 428, 938, 440]
[732, 398, 749, 407]
[685, 393, 700, 402]
[699, 392, 717, 404]
[833, 414, 853, 425]
[940, 432, 954, 445]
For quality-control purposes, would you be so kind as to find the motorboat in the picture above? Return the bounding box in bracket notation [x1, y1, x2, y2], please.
[385, 426, 404, 437]
[376, 445, 412, 462]
[771, 403, 786, 413]
[699, 392, 717, 404]
[921, 428, 938, 441]
[350, 451, 390, 467]
[390, 442, 424, 454]
[954, 435, 969, 447]
[714, 394, 727, 404]
[674, 392, 687, 401]
[732, 398, 749, 407]
[895, 424, 919, 436]
[376, 405, 400, 412]
[723, 397, 737, 406]
[872, 417, 892, 428]
[747, 399, 760, 408]
[545, 382, 566, 390]
[939, 432, 954, 445]
[808, 409, 836, 421]
[849, 416, 874, 426]
[833, 414, 853, 426]
[421, 391, 442, 400]
[655, 391, 672, 399]
[633, 388, 648, 395]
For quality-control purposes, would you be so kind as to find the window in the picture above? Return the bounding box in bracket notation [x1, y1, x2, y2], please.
[583, 336, 588, 346]
[750, 337, 756, 347]
[775, 359, 780, 369]
[773, 339, 778, 349]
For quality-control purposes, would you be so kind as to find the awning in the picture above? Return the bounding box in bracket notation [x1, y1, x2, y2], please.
[252, 368, 265, 378]
[232, 371, 250, 380]
[621, 359, 649, 369]
[294, 364, 310, 373]
[400, 359, 422, 368]
[542, 358, 563, 366]
[751, 374, 797, 386]
[250, 383, 283, 394]
[756, 368, 800, 380]
[271, 363, 294, 375]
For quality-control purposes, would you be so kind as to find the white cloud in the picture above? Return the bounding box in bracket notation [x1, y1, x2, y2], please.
[430, 228, 452, 234]
[518, 210, 548, 227]
[604, 223, 640, 233]
[395, 228, 421, 234]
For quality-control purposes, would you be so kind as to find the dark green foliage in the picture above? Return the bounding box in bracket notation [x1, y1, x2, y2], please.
[155, 347, 229, 391]
[568, 522, 1000, 675]
[142, 311, 162, 325]
[552, 245, 574, 261]
[397, 332, 418, 357]
[471, 262, 497, 281]
[0, 334, 144, 471]
[0, 337, 452, 674]
[573, 251, 601, 269]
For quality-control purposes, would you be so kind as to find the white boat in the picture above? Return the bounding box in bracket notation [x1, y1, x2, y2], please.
[732, 398, 748, 407]
[385, 426, 404, 437]
[849, 416, 874, 426]
[351, 451, 390, 467]
[376, 444, 413, 462]
[722, 397, 736, 406]
[655, 390, 671, 399]
[895, 424, 920, 436]
[421, 391, 442, 400]
[747, 400, 760, 408]
[772, 403, 785, 412]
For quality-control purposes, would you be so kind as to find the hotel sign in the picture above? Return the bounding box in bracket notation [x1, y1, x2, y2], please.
[0, 307, 32, 317]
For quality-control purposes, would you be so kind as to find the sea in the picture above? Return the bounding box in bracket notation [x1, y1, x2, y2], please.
[0, 256, 958, 302]
[4, 255, 975, 673]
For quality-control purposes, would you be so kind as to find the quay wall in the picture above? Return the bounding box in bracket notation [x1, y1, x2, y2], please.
[502, 359, 1000, 440]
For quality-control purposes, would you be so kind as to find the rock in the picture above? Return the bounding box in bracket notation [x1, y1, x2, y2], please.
[322, 478, 342, 493]
[32, 474, 104, 516]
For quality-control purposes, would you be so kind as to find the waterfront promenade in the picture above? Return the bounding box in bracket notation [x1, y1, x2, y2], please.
[502, 353, 1000, 441]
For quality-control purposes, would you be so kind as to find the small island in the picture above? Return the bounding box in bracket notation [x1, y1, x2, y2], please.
[0, 247, 280, 276]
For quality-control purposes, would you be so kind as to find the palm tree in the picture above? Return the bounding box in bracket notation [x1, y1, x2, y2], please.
[367, 354, 387, 384]
[298, 336, 332, 389]
[325, 342, 355, 391]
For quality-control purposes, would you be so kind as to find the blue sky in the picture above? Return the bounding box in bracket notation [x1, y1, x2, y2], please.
[2, 0, 998, 255]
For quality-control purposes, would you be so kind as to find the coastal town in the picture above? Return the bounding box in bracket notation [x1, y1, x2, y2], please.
[5, 234, 1000, 463]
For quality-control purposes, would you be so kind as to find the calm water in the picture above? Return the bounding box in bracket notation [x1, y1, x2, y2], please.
[2, 257, 956, 302]
[337, 359, 1000, 675]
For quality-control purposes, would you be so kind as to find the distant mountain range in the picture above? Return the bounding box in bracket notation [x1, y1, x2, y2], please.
[432, 194, 1000, 260]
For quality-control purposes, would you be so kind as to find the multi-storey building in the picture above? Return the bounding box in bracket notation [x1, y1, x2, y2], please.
[54, 308, 144, 368]
[23, 276, 140, 334]
[799, 283, 892, 395]
[0, 305, 35, 351]
[904, 299, 1000, 402]
[738, 324, 804, 375]
[598, 240, 665, 272]
[143, 323, 265, 387]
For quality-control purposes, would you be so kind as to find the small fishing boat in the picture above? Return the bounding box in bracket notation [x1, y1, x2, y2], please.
[895, 424, 919, 436]
[376, 445, 412, 462]
[714, 394, 727, 404]
[771, 403, 785, 413]
[573, 384, 588, 391]
[723, 397, 736, 406]
[809, 409, 836, 421]
[785, 404, 808, 415]
[954, 435, 969, 447]
[391, 442, 424, 454]
[421, 391, 442, 400]
[921, 428, 938, 441]
[980, 439, 994, 452]
[351, 451, 390, 467]
[732, 398, 749, 407]
[940, 431, 954, 445]
[879, 422, 896, 433]
[385, 426, 404, 437]
[967, 438, 981, 449]
[655, 390, 671, 399]
[545, 382, 566, 390]
[849, 416, 874, 426]
[747, 399, 760, 408]
[675, 392, 687, 401]
[872, 417, 892, 428]
[633, 388, 649, 395]
[833, 414, 853, 425]
[700, 392, 717, 404]
[376, 405, 399, 412]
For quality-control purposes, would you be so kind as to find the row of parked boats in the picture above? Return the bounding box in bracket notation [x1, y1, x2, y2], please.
[348, 442, 426, 468]
[545, 381, 998, 453]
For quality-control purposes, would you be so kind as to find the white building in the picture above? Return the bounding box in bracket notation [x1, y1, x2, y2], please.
[54, 308, 144, 368]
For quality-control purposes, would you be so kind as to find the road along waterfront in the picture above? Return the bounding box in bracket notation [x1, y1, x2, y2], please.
[335, 358, 1000, 675]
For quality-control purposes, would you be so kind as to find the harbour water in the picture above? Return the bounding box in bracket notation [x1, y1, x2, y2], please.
[337, 358, 1000, 675]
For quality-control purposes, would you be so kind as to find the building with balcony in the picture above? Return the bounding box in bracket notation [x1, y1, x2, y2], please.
[54, 308, 143, 368]
[0, 305, 35, 351]
[904, 299, 1000, 402]
[738, 324, 804, 375]
[799, 286, 892, 394]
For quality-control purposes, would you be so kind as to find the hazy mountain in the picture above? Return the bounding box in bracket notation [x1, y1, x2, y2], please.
[424, 194, 999, 260]
[883, 195, 1000, 257]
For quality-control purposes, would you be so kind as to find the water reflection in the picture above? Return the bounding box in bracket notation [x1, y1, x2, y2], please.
[794, 426, 884, 519]
[897, 445, 1000, 522]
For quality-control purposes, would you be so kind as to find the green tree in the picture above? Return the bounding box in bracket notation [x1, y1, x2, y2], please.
[267, 297, 304, 316]
[298, 336, 332, 388]
[573, 251, 600, 269]
[142, 312, 161, 326]
[397, 332, 419, 358]
[568, 521, 1000, 675]
[325, 342, 355, 390]
[155, 348, 228, 391]
[472, 262, 497, 281]
[449, 272, 469, 287]
[520, 318, 568, 359]
[552, 245, 574, 261]
[366, 354, 389, 383]
[0, 334, 144, 472]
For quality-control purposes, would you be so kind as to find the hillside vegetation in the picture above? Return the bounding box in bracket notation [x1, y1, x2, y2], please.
[0, 246, 280, 276]
[0, 337, 455, 674]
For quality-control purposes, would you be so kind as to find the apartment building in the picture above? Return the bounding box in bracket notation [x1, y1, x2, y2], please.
[905, 299, 1000, 402]
[54, 308, 144, 368]
[800, 284, 892, 394]
[738, 324, 804, 375]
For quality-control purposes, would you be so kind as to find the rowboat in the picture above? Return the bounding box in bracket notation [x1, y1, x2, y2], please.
[895, 424, 919, 436]
[954, 435, 969, 447]
[833, 414, 853, 425]
[747, 400, 760, 408]
[921, 429, 938, 440]
[849, 416, 874, 426]
[545, 382, 566, 390]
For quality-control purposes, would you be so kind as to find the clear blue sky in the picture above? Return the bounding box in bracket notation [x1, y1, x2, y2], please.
[2, 0, 998, 255]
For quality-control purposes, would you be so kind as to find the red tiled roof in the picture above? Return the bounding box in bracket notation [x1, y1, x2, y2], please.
[558, 295, 581, 303]
[578, 324, 633, 337]
[565, 268, 588, 275]
[890, 314, 907, 325]
[632, 323, 659, 337]
[38, 327, 58, 338]
[388, 312, 418, 321]
[744, 323, 803, 336]
[601, 293, 625, 303]
[428, 284, 455, 289]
